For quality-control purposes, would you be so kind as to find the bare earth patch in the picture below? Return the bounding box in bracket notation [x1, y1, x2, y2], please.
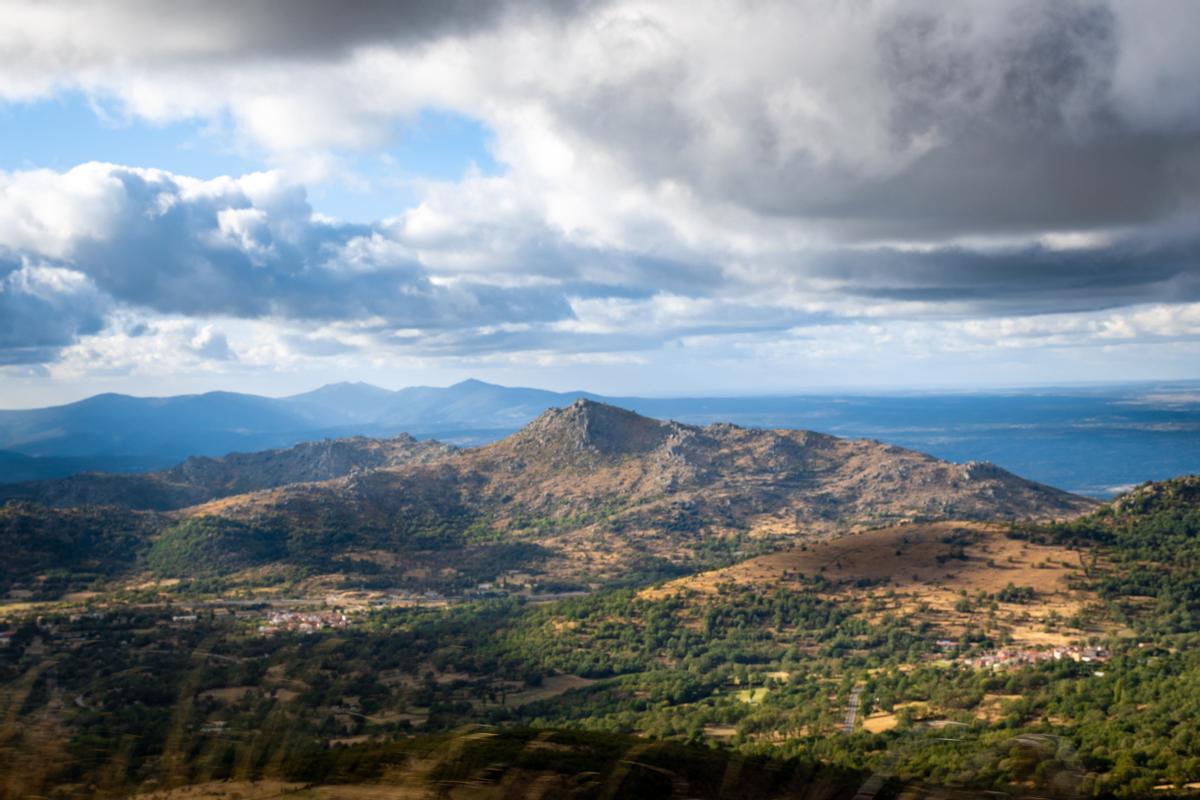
[645, 521, 1114, 648]
[501, 674, 595, 707]
[197, 686, 257, 704]
[704, 724, 739, 740]
[862, 712, 898, 733]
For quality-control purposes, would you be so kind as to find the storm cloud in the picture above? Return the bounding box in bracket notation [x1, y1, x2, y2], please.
[806, 235, 1200, 316]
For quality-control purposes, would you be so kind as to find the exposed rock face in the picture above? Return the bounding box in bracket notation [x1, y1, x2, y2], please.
[506, 399, 676, 460]
[452, 402, 1094, 524]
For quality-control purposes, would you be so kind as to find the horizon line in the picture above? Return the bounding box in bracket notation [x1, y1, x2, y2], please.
[4, 375, 1200, 412]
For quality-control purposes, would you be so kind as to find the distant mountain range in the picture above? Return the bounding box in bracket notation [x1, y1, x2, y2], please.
[0, 379, 585, 479]
[2, 379, 1199, 496]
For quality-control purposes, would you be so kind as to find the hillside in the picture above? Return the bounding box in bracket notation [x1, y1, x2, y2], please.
[160, 400, 1094, 587]
[0, 449, 152, 483]
[644, 520, 1103, 649]
[0, 502, 162, 590]
[0, 434, 455, 511]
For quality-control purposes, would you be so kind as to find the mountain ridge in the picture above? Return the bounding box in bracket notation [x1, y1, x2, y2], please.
[150, 401, 1095, 588]
[0, 400, 1095, 593]
[0, 434, 456, 511]
[4, 379, 1197, 498]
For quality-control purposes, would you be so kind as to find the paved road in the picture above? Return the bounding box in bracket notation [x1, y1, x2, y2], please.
[843, 684, 864, 733]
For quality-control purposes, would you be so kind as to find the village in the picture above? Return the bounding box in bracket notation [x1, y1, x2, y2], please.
[0, 575, 574, 648]
[960, 644, 1108, 671]
[257, 609, 350, 635]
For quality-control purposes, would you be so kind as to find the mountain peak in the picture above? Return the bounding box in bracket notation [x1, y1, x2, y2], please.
[291, 381, 393, 397]
[504, 400, 673, 460]
[552, 397, 653, 427]
[449, 378, 498, 391]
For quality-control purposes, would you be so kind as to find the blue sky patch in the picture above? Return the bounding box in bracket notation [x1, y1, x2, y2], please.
[0, 96, 500, 223]
[0, 92, 254, 178]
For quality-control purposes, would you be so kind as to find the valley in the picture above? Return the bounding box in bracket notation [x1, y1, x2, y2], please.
[0, 404, 1196, 798]
[6, 4, 1197, 797]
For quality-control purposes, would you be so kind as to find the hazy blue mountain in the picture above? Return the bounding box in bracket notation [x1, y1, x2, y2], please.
[1, 379, 1198, 496]
[377, 379, 595, 431]
[0, 391, 328, 465]
[281, 378, 596, 439]
[280, 381, 400, 425]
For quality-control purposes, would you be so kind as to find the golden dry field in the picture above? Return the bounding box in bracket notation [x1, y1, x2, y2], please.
[646, 521, 1118, 647]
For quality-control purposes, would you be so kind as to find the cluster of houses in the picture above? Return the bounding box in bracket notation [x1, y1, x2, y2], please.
[963, 644, 1108, 670]
[257, 610, 350, 635]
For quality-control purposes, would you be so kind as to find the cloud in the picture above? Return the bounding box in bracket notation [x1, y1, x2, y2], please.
[800, 233, 1200, 316]
[518, 1, 1200, 241]
[0, 157, 1198, 369]
[0, 0, 587, 65]
[0, 163, 576, 357]
[3, 1, 1198, 235]
[189, 325, 235, 361]
[0, 1, 1198, 386]
[0, 262, 109, 364]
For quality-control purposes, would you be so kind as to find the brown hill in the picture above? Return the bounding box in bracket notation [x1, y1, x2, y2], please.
[643, 520, 1109, 649]
[174, 400, 1095, 586]
[468, 400, 1092, 520]
[0, 434, 456, 511]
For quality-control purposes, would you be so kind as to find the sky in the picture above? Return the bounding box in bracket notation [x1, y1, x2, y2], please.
[0, 0, 1198, 407]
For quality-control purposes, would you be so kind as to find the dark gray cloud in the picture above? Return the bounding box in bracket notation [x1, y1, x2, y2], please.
[813, 1, 1199, 238]
[815, 133, 1200, 241]
[8, 0, 596, 64]
[807, 234, 1200, 316]
[543, 1, 1200, 240]
[880, 2, 1118, 138]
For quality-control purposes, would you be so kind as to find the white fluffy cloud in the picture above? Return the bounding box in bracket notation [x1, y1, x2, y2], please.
[0, 162, 576, 330]
[0, 0, 1198, 389]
